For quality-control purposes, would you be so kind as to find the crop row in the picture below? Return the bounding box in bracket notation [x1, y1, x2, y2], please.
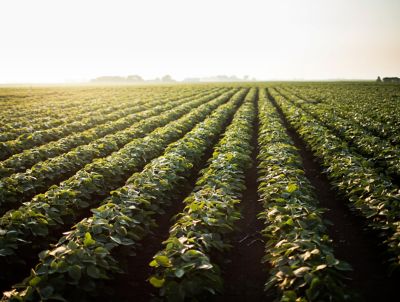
[269, 88, 400, 270]
[0, 105, 144, 159]
[0, 89, 241, 271]
[0, 87, 212, 143]
[0, 87, 185, 128]
[0, 92, 149, 141]
[276, 88, 400, 181]
[0, 89, 225, 213]
[0, 86, 208, 145]
[0, 97, 148, 143]
[0, 87, 211, 160]
[0, 88, 224, 179]
[1, 88, 248, 302]
[148, 88, 256, 301]
[0, 93, 102, 126]
[0, 97, 156, 177]
[284, 85, 400, 145]
[257, 88, 351, 301]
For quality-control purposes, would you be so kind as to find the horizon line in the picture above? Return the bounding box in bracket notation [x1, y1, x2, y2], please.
[0, 78, 381, 86]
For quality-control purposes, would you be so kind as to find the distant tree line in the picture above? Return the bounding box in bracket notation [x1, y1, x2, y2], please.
[91, 75, 176, 83]
[376, 76, 400, 83]
[91, 74, 257, 83]
[183, 75, 257, 82]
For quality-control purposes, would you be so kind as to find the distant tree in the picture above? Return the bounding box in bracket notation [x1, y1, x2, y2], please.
[383, 77, 400, 83]
[161, 75, 176, 82]
[376, 76, 382, 83]
[127, 75, 144, 82]
[229, 75, 240, 81]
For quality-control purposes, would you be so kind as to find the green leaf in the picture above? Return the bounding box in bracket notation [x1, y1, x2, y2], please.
[326, 254, 339, 266]
[68, 265, 81, 281]
[293, 266, 310, 277]
[287, 183, 298, 193]
[29, 276, 41, 287]
[306, 277, 321, 300]
[30, 223, 49, 236]
[149, 276, 165, 288]
[56, 260, 67, 273]
[116, 226, 127, 236]
[282, 290, 297, 301]
[166, 242, 174, 250]
[154, 255, 172, 267]
[67, 240, 78, 250]
[49, 246, 67, 256]
[198, 263, 213, 270]
[110, 236, 122, 244]
[94, 247, 109, 257]
[92, 224, 103, 234]
[87, 266, 101, 278]
[83, 232, 95, 246]
[175, 268, 185, 278]
[285, 218, 294, 226]
[315, 264, 327, 271]
[11, 210, 23, 220]
[50, 260, 58, 270]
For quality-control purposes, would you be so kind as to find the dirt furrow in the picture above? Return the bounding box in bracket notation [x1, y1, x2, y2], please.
[213, 90, 267, 301]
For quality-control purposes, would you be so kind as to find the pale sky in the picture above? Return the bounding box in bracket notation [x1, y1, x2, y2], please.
[0, 0, 399, 83]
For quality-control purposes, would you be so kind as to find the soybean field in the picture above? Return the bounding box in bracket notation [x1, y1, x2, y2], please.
[0, 83, 399, 302]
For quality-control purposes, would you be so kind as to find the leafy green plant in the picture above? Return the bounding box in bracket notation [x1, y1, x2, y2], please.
[0, 89, 239, 267]
[1, 89, 248, 302]
[0, 94, 132, 143]
[149, 88, 256, 301]
[0, 88, 223, 179]
[257, 88, 352, 301]
[282, 84, 400, 144]
[0, 89, 226, 211]
[270, 87, 400, 271]
[276, 87, 400, 180]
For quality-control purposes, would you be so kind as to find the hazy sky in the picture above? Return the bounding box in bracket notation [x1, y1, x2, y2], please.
[0, 0, 399, 83]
